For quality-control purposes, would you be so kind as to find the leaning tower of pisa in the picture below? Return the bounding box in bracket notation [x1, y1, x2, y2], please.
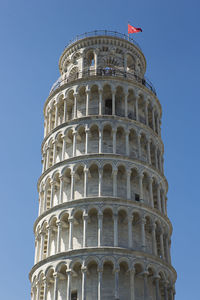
[30, 31, 177, 300]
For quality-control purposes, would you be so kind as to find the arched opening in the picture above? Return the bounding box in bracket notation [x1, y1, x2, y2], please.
[138, 94, 145, 124]
[57, 95, 64, 125]
[53, 173, 60, 207]
[66, 90, 74, 120]
[73, 211, 83, 249]
[119, 261, 130, 300]
[76, 126, 86, 156]
[87, 209, 98, 247]
[68, 67, 79, 81]
[71, 262, 82, 299]
[49, 217, 57, 256]
[127, 54, 136, 72]
[102, 261, 115, 299]
[77, 86, 86, 117]
[89, 85, 99, 115]
[65, 129, 73, 158]
[118, 210, 128, 247]
[142, 172, 150, 205]
[103, 124, 112, 153]
[57, 264, 67, 300]
[132, 213, 141, 250]
[88, 164, 99, 196]
[103, 85, 112, 115]
[102, 164, 113, 196]
[127, 89, 136, 120]
[116, 127, 125, 155]
[74, 166, 84, 199]
[140, 133, 148, 162]
[45, 178, 51, 210]
[115, 86, 125, 117]
[46, 269, 54, 299]
[117, 165, 126, 198]
[60, 213, 69, 251]
[88, 125, 99, 153]
[150, 141, 156, 167]
[130, 168, 140, 201]
[86, 261, 98, 298]
[148, 103, 153, 130]
[152, 179, 158, 209]
[134, 264, 144, 299]
[62, 168, 71, 202]
[55, 134, 63, 163]
[145, 216, 152, 254]
[129, 129, 138, 158]
[103, 208, 114, 246]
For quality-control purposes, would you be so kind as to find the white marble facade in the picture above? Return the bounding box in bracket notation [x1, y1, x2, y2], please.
[30, 31, 176, 300]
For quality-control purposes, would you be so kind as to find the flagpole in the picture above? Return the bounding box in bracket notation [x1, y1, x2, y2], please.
[128, 21, 130, 41]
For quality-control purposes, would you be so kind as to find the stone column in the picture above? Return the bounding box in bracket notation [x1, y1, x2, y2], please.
[98, 213, 103, 246]
[151, 223, 157, 256]
[84, 167, 88, 198]
[164, 282, 169, 300]
[113, 169, 118, 197]
[157, 185, 161, 212]
[48, 109, 52, 132]
[112, 91, 116, 115]
[99, 89, 103, 115]
[99, 168, 103, 197]
[85, 127, 89, 154]
[53, 272, 58, 300]
[42, 153, 46, 173]
[56, 221, 62, 253]
[68, 217, 73, 250]
[155, 147, 158, 169]
[139, 173, 144, 201]
[135, 96, 139, 121]
[160, 229, 165, 259]
[83, 213, 88, 247]
[62, 136, 66, 160]
[50, 180, 55, 208]
[63, 99, 67, 122]
[99, 128, 102, 153]
[162, 193, 166, 215]
[73, 93, 77, 119]
[39, 231, 45, 260]
[113, 213, 118, 247]
[52, 140, 57, 165]
[112, 129, 117, 154]
[127, 170, 131, 200]
[149, 177, 154, 208]
[86, 89, 90, 116]
[145, 101, 149, 126]
[152, 108, 156, 132]
[125, 93, 128, 117]
[97, 268, 103, 300]
[58, 175, 64, 204]
[81, 266, 87, 300]
[147, 139, 151, 164]
[114, 268, 120, 299]
[164, 234, 170, 263]
[154, 275, 161, 300]
[143, 271, 149, 300]
[130, 269, 135, 300]
[72, 130, 77, 157]
[66, 270, 72, 300]
[70, 171, 75, 200]
[54, 103, 58, 127]
[47, 226, 52, 256]
[36, 281, 40, 300]
[137, 134, 141, 159]
[43, 277, 48, 300]
[128, 215, 133, 248]
[125, 130, 129, 156]
[45, 147, 50, 170]
[141, 217, 146, 250]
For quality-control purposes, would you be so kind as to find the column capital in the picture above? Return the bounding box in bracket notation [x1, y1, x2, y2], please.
[68, 216, 74, 223]
[56, 221, 62, 228]
[81, 266, 87, 273]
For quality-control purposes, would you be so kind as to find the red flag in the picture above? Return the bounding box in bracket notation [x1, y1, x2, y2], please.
[128, 24, 142, 34]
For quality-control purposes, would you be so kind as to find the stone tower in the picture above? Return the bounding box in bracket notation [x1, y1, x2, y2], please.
[30, 31, 176, 300]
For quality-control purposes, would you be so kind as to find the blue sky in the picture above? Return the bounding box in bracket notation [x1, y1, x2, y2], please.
[0, 0, 199, 299]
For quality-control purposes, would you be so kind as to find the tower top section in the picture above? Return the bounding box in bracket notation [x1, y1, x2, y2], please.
[59, 30, 146, 76]
[50, 30, 156, 96]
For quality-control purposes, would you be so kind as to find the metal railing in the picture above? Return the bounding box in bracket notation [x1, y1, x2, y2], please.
[64, 30, 141, 50]
[50, 68, 156, 95]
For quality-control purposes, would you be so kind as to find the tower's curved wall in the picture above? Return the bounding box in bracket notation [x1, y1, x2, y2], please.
[30, 32, 176, 300]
